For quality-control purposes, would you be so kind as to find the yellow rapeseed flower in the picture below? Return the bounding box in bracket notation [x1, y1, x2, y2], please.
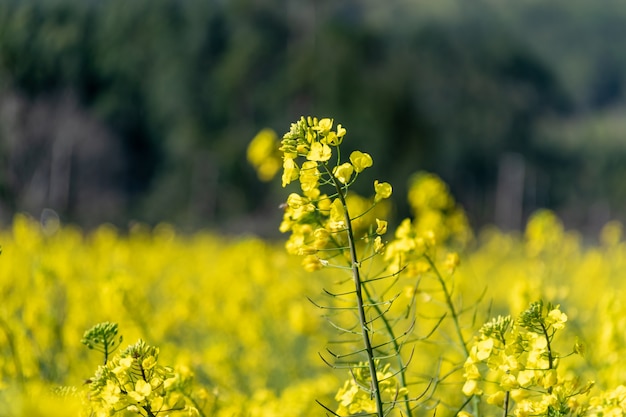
[307, 142, 332, 162]
[375, 219, 387, 235]
[333, 162, 354, 184]
[128, 379, 152, 403]
[349, 150, 373, 173]
[374, 180, 392, 202]
[282, 158, 299, 187]
[316, 118, 333, 133]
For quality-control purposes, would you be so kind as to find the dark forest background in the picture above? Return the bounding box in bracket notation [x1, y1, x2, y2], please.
[1, 0, 626, 237]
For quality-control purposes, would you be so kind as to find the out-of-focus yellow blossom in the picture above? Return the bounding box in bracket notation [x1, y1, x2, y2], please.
[500, 373, 518, 391]
[247, 128, 281, 181]
[443, 251, 460, 273]
[0, 215, 335, 417]
[587, 385, 626, 417]
[463, 361, 481, 380]
[302, 255, 324, 272]
[375, 218, 387, 235]
[317, 194, 332, 215]
[462, 379, 482, 396]
[374, 236, 384, 253]
[344, 193, 390, 238]
[142, 356, 157, 371]
[487, 390, 506, 406]
[285, 224, 314, 255]
[408, 171, 452, 211]
[474, 338, 494, 361]
[313, 228, 331, 249]
[113, 356, 133, 376]
[406, 171, 472, 247]
[600, 220, 622, 247]
[517, 369, 536, 387]
[547, 308, 568, 330]
[525, 209, 565, 256]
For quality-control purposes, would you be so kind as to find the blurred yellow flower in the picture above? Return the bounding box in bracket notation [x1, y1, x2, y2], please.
[375, 219, 387, 235]
[247, 128, 281, 181]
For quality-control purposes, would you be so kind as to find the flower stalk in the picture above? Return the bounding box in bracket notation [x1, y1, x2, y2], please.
[327, 162, 385, 417]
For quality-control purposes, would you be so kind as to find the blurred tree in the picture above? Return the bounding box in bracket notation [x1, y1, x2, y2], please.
[0, 0, 624, 234]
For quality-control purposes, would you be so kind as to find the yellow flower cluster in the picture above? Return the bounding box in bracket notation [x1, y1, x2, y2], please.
[381, 172, 471, 279]
[0, 214, 335, 416]
[335, 361, 409, 416]
[88, 339, 194, 416]
[586, 385, 626, 416]
[406, 172, 472, 248]
[462, 302, 592, 417]
[273, 116, 392, 272]
[271, 117, 411, 416]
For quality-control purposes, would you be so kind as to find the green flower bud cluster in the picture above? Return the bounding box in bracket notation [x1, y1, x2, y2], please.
[81, 322, 123, 364]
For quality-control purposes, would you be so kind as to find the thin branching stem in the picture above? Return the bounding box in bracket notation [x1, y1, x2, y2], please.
[424, 254, 469, 357]
[325, 163, 385, 417]
[0, 318, 23, 386]
[355, 234, 413, 416]
[540, 322, 555, 394]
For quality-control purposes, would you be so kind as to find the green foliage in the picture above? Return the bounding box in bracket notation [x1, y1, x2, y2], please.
[2, 0, 626, 230]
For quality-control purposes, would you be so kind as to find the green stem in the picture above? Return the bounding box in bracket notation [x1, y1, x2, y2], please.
[362, 284, 412, 417]
[185, 393, 209, 417]
[103, 340, 109, 365]
[539, 322, 554, 394]
[424, 254, 469, 356]
[503, 391, 510, 417]
[326, 163, 384, 417]
[0, 317, 24, 386]
[502, 339, 510, 417]
[142, 405, 157, 417]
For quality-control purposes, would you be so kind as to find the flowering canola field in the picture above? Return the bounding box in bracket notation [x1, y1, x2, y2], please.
[3, 119, 626, 416]
[2, 208, 626, 416]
